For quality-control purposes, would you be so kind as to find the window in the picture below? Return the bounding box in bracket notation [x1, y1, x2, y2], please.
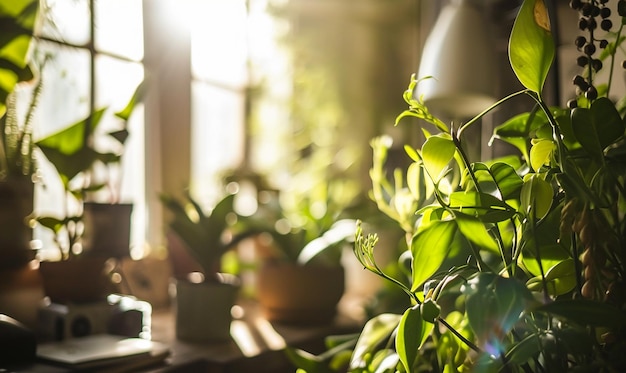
[32, 0, 144, 259]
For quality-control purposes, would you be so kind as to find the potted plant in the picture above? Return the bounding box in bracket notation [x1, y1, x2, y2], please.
[248, 188, 356, 325]
[35, 82, 143, 259]
[160, 191, 258, 342]
[33, 83, 142, 303]
[288, 0, 626, 372]
[0, 0, 40, 270]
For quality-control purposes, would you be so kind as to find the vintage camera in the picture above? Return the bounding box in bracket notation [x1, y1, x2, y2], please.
[38, 294, 150, 341]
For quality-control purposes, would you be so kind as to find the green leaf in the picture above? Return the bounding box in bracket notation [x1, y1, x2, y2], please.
[0, 0, 40, 116]
[410, 220, 457, 292]
[350, 313, 401, 370]
[422, 135, 455, 183]
[36, 108, 106, 155]
[396, 306, 433, 372]
[488, 162, 524, 201]
[463, 274, 532, 355]
[114, 81, 145, 121]
[529, 139, 555, 171]
[449, 191, 516, 223]
[572, 98, 625, 162]
[492, 110, 548, 162]
[521, 243, 570, 279]
[520, 174, 553, 220]
[544, 258, 576, 295]
[455, 212, 499, 253]
[533, 299, 626, 328]
[509, 0, 554, 94]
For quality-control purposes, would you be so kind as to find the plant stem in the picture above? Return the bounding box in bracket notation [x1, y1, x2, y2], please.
[437, 317, 481, 353]
[458, 90, 529, 139]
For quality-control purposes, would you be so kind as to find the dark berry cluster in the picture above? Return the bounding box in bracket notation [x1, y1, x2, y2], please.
[567, 0, 626, 108]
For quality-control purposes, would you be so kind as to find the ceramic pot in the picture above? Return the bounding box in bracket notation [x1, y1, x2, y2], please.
[256, 261, 345, 324]
[82, 202, 133, 258]
[175, 277, 239, 342]
[0, 264, 44, 330]
[0, 177, 35, 269]
[38, 257, 113, 304]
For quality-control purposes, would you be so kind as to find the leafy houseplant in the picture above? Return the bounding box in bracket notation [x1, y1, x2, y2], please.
[288, 0, 626, 372]
[33, 83, 142, 303]
[0, 0, 41, 269]
[248, 189, 356, 324]
[160, 191, 258, 281]
[160, 191, 257, 342]
[34, 83, 143, 261]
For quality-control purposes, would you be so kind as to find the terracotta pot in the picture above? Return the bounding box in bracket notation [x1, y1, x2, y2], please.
[82, 202, 133, 258]
[0, 177, 35, 269]
[38, 258, 114, 304]
[175, 277, 239, 342]
[256, 261, 345, 324]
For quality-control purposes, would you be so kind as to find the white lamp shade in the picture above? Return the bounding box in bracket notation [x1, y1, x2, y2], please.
[416, 0, 497, 119]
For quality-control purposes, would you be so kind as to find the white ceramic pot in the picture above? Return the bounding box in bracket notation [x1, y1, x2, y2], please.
[175, 278, 239, 342]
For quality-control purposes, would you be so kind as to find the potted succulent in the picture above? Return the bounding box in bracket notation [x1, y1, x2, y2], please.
[288, 0, 626, 372]
[160, 191, 258, 342]
[249, 189, 356, 325]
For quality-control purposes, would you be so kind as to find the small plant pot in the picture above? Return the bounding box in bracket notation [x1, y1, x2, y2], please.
[82, 202, 133, 258]
[0, 177, 35, 269]
[175, 276, 239, 343]
[38, 258, 113, 304]
[256, 261, 345, 325]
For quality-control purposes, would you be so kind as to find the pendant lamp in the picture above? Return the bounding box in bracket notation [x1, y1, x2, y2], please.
[415, 0, 496, 120]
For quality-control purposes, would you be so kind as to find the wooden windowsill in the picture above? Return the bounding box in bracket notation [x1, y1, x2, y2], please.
[145, 297, 364, 373]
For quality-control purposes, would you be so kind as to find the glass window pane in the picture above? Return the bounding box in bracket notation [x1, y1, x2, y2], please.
[95, 0, 144, 61]
[191, 81, 245, 204]
[40, 0, 90, 46]
[33, 44, 91, 137]
[191, 0, 248, 88]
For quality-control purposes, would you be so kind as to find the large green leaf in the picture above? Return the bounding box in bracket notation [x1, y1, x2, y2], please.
[396, 305, 433, 372]
[410, 220, 457, 292]
[529, 139, 555, 171]
[36, 109, 106, 156]
[0, 0, 39, 116]
[422, 135, 455, 183]
[492, 111, 548, 161]
[462, 273, 532, 356]
[520, 174, 553, 220]
[526, 258, 576, 296]
[449, 191, 516, 223]
[455, 212, 499, 253]
[521, 243, 570, 279]
[571, 98, 625, 163]
[36, 109, 107, 185]
[509, 0, 555, 94]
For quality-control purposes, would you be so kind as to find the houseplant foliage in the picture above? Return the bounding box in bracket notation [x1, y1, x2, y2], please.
[251, 191, 356, 324]
[160, 191, 258, 281]
[161, 191, 259, 341]
[288, 0, 626, 372]
[0, 0, 41, 269]
[34, 82, 143, 260]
